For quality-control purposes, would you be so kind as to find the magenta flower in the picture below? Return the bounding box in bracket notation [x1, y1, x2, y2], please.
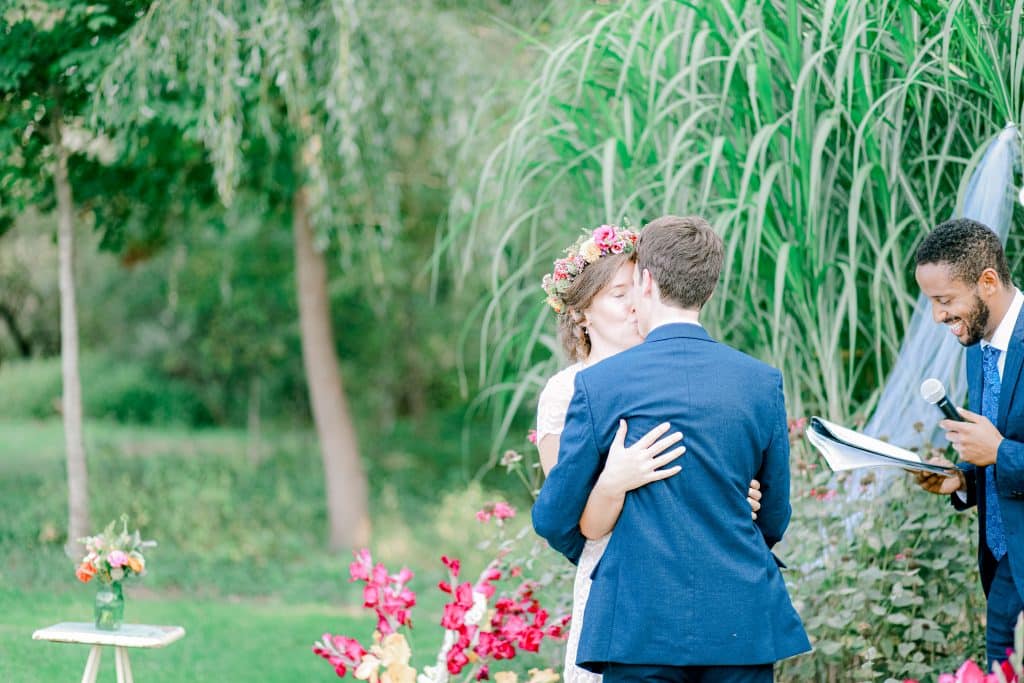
[107, 550, 128, 568]
[592, 225, 616, 247]
[349, 548, 372, 581]
[493, 502, 516, 520]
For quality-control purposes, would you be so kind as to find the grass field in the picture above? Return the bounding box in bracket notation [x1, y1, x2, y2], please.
[0, 417, 553, 682]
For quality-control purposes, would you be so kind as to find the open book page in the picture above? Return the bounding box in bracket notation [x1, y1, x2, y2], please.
[806, 417, 956, 476]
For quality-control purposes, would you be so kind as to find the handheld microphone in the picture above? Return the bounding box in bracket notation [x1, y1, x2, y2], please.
[920, 378, 966, 422]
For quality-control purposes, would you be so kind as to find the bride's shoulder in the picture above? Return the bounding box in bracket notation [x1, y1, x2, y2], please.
[536, 362, 584, 436]
[540, 361, 584, 399]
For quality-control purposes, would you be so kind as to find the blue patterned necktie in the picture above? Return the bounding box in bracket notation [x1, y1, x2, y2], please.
[981, 344, 1007, 561]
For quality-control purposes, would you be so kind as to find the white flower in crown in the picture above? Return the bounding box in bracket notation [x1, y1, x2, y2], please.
[579, 239, 601, 263]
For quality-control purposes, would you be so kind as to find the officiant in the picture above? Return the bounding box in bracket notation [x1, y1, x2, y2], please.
[912, 218, 1024, 668]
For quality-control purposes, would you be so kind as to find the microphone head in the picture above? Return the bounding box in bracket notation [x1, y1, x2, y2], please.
[920, 378, 946, 404]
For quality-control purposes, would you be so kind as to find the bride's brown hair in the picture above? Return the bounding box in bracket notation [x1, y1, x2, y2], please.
[557, 253, 633, 362]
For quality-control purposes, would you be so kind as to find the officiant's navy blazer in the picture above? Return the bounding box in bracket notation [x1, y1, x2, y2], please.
[956, 306, 1024, 597]
[532, 323, 811, 671]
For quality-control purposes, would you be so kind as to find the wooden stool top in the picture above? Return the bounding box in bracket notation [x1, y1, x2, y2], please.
[33, 623, 186, 649]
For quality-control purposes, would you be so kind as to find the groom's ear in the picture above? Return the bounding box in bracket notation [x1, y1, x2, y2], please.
[640, 268, 654, 297]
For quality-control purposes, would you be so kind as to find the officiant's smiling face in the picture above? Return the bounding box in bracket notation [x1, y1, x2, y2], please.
[916, 262, 993, 346]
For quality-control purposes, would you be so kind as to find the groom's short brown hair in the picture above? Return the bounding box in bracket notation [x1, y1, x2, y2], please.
[637, 215, 723, 309]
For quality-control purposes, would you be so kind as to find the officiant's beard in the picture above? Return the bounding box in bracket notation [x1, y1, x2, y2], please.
[953, 294, 990, 346]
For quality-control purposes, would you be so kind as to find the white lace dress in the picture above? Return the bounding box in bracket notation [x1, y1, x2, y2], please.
[536, 363, 608, 683]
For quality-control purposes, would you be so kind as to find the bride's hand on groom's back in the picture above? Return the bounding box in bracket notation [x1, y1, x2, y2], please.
[595, 420, 685, 497]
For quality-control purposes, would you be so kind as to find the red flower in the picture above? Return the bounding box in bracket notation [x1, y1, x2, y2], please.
[447, 645, 470, 674]
[492, 502, 516, 520]
[442, 602, 468, 630]
[442, 555, 461, 576]
[519, 627, 544, 652]
[349, 548, 372, 581]
[363, 585, 379, 608]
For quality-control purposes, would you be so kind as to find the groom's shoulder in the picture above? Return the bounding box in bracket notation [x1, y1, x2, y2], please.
[716, 343, 783, 382]
[577, 344, 644, 384]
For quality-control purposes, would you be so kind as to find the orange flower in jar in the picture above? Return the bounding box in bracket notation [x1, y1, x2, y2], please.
[75, 562, 97, 583]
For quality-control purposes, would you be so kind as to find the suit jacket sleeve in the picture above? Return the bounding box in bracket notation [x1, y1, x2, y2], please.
[995, 437, 1024, 497]
[531, 373, 603, 565]
[754, 370, 792, 548]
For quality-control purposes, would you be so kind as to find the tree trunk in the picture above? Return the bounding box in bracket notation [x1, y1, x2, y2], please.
[292, 187, 370, 550]
[53, 123, 90, 556]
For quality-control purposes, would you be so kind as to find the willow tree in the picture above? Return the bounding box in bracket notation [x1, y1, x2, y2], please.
[96, 1, 475, 550]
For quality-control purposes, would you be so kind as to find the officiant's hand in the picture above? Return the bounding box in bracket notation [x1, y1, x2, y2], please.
[913, 455, 966, 495]
[595, 420, 685, 497]
[748, 479, 762, 520]
[940, 408, 1003, 467]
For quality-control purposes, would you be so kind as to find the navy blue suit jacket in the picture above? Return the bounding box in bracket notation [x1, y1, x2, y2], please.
[954, 307, 1024, 597]
[532, 323, 811, 670]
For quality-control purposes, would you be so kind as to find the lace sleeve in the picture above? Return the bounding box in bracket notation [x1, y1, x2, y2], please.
[535, 364, 581, 442]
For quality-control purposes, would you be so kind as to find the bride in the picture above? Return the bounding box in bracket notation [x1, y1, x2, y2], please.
[535, 225, 762, 682]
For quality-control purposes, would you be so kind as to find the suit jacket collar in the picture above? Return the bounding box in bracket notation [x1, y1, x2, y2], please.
[997, 302, 1024, 428]
[644, 322, 714, 344]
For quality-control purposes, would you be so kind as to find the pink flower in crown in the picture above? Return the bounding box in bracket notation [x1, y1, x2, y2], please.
[609, 241, 625, 254]
[107, 550, 128, 568]
[553, 260, 570, 280]
[592, 225, 617, 248]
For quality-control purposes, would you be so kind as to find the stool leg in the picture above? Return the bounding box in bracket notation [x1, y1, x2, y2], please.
[80, 645, 102, 683]
[114, 646, 135, 683]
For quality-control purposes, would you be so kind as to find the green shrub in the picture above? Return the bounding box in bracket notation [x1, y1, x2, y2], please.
[777, 439, 985, 682]
[0, 356, 63, 419]
[0, 356, 212, 425]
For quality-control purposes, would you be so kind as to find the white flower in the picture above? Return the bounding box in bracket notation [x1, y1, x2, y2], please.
[355, 653, 381, 681]
[417, 664, 448, 683]
[463, 591, 488, 627]
[110, 568, 125, 581]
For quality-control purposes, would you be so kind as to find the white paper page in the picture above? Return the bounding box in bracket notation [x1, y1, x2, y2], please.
[806, 427, 890, 471]
[814, 417, 923, 464]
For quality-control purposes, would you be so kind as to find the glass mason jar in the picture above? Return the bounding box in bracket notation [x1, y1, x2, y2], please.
[94, 581, 124, 631]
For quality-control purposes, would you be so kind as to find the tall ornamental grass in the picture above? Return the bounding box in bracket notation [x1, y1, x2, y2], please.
[448, 0, 1024, 455]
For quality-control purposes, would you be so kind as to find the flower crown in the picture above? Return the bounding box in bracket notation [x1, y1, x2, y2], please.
[541, 224, 639, 313]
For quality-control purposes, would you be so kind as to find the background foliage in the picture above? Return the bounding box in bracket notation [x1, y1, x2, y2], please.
[2, 0, 1022, 680]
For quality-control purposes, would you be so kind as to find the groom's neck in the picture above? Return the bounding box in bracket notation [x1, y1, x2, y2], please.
[646, 304, 701, 332]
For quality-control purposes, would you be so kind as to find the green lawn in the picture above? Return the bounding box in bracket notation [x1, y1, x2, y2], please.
[0, 586, 368, 682]
[0, 417, 552, 681]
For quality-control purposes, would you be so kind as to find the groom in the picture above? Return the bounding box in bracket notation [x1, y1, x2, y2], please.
[532, 215, 810, 682]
